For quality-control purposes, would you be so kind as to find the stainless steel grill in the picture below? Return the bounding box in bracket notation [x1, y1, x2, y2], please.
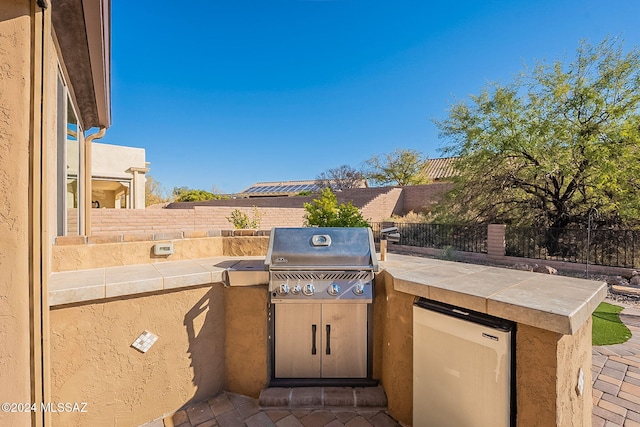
[265, 227, 378, 383]
[265, 227, 378, 303]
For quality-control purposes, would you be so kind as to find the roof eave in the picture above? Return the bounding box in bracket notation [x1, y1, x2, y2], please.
[52, 0, 111, 129]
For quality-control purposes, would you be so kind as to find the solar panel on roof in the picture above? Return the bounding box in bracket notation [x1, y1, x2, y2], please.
[239, 181, 334, 195]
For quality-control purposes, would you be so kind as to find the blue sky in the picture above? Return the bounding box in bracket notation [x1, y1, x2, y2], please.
[107, 0, 640, 194]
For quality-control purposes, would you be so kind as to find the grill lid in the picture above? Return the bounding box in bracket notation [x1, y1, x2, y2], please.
[265, 227, 378, 271]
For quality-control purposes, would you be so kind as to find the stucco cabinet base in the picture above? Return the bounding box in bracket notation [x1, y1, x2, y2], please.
[47, 250, 604, 427]
[377, 254, 605, 426]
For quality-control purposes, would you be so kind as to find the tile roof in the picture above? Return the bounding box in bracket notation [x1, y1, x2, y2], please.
[424, 157, 458, 181]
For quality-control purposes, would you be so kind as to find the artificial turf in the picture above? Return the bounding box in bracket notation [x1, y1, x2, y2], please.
[592, 302, 632, 346]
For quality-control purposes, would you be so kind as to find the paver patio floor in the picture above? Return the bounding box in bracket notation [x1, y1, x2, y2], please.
[144, 389, 401, 427]
[592, 302, 640, 427]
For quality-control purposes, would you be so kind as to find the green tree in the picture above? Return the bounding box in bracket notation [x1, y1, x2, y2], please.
[364, 148, 429, 186]
[173, 187, 221, 202]
[303, 188, 370, 227]
[436, 38, 640, 233]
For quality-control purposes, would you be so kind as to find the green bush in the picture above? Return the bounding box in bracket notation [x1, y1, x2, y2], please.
[303, 188, 370, 227]
[227, 206, 263, 229]
[173, 189, 220, 202]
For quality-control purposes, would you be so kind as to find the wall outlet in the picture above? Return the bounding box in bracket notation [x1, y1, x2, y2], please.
[154, 242, 174, 256]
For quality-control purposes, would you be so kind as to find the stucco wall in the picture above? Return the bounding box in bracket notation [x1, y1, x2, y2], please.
[224, 286, 269, 397]
[49, 285, 226, 426]
[373, 271, 415, 426]
[51, 236, 269, 272]
[92, 142, 146, 179]
[516, 324, 559, 425]
[0, 3, 35, 426]
[557, 317, 593, 426]
[373, 270, 593, 427]
[52, 236, 225, 271]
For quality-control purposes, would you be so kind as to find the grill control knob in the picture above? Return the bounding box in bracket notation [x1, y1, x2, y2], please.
[303, 283, 315, 296]
[277, 284, 290, 295]
[353, 283, 365, 296]
[291, 285, 301, 295]
[328, 283, 341, 296]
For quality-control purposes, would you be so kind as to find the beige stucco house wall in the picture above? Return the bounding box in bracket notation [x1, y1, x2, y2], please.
[92, 142, 148, 209]
[0, 0, 111, 425]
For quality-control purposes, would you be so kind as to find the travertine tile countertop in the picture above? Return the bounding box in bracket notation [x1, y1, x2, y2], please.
[381, 253, 607, 335]
[50, 253, 606, 335]
[48, 257, 266, 306]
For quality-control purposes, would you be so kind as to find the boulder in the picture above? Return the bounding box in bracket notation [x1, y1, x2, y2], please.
[630, 274, 640, 287]
[513, 263, 533, 272]
[532, 264, 558, 275]
[607, 276, 629, 287]
[611, 285, 640, 296]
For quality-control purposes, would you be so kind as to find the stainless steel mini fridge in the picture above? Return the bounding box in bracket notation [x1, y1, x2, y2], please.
[413, 299, 515, 427]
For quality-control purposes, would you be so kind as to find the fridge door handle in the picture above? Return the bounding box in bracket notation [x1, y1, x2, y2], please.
[326, 324, 331, 355]
[311, 324, 317, 355]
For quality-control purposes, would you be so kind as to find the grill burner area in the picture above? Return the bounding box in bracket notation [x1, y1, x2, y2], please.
[270, 270, 373, 303]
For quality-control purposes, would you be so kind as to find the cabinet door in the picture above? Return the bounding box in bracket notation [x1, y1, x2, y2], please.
[275, 304, 321, 378]
[321, 303, 367, 378]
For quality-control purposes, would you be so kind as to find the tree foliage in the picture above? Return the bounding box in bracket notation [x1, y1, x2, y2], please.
[436, 38, 640, 230]
[364, 148, 429, 186]
[173, 186, 223, 202]
[315, 165, 365, 191]
[303, 188, 370, 227]
[145, 175, 169, 206]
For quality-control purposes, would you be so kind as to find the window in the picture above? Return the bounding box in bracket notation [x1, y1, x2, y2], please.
[57, 71, 84, 236]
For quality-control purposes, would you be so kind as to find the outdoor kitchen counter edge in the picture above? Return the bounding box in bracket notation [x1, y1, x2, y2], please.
[380, 253, 608, 335]
[48, 256, 267, 307]
[49, 253, 607, 336]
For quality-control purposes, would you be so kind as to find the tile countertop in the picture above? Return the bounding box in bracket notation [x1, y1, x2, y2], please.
[48, 256, 268, 306]
[49, 253, 607, 335]
[381, 254, 608, 335]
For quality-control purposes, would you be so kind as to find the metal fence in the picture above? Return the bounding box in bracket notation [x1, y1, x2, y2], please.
[505, 226, 640, 268]
[371, 222, 487, 253]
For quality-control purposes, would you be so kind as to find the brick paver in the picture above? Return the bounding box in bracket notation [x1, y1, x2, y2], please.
[142, 391, 400, 427]
[593, 303, 640, 427]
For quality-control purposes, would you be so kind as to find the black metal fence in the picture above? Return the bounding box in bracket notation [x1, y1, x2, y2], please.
[505, 226, 640, 268]
[372, 222, 640, 268]
[371, 222, 487, 253]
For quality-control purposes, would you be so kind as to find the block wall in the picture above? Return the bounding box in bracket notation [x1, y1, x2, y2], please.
[400, 183, 453, 214]
[361, 188, 404, 222]
[90, 206, 307, 235]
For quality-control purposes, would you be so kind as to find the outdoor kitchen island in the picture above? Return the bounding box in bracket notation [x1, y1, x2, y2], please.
[375, 253, 606, 427]
[48, 237, 606, 427]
